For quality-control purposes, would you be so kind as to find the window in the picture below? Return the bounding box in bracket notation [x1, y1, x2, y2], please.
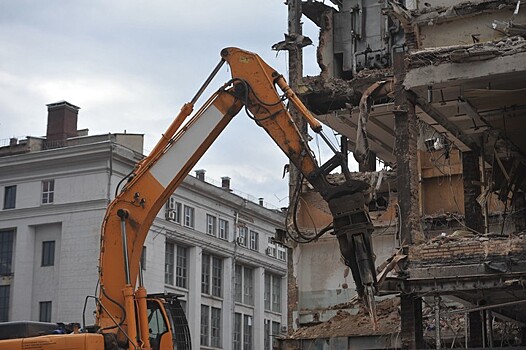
[233, 313, 242, 350]
[148, 300, 168, 347]
[265, 273, 282, 312]
[164, 242, 174, 285]
[41, 241, 55, 266]
[266, 238, 276, 258]
[201, 254, 210, 295]
[264, 274, 271, 310]
[277, 244, 287, 261]
[202, 253, 222, 297]
[271, 274, 282, 312]
[249, 230, 259, 251]
[234, 265, 242, 303]
[175, 246, 188, 288]
[234, 265, 254, 306]
[211, 307, 221, 347]
[200, 305, 222, 347]
[243, 315, 253, 350]
[238, 226, 248, 246]
[0, 286, 9, 322]
[200, 305, 209, 346]
[0, 230, 14, 276]
[264, 320, 281, 350]
[140, 246, 146, 270]
[206, 214, 217, 236]
[272, 321, 281, 339]
[166, 198, 181, 223]
[243, 267, 254, 305]
[3, 185, 16, 209]
[218, 218, 229, 240]
[39, 301, 52, 322]
[211, 256, 222, 297]
[183, 205, 194, 228]
[41, 180, 54, 204]
[264, 320, 271, 350]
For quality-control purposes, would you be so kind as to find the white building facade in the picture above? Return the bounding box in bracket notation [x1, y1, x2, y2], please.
[0, 101, 287, 349]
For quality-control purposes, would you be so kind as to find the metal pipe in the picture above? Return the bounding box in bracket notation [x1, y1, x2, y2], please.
[118, 209, 131, 285]
[191, 59, 226, 105]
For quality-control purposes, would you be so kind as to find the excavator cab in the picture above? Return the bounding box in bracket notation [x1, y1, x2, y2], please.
[147, 294, 191, 350]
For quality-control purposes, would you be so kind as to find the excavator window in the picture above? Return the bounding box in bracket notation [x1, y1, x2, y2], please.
[147, 300, 168, 350]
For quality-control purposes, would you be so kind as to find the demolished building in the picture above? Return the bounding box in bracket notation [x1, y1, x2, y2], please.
[277, 0, 526, 349]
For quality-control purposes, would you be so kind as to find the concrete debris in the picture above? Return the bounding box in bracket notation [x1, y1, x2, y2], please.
[408, 36, 526, 68]
[408, 234, 526, 265]
[272, 33, 313, 52]
[299, 72, 392, 114]
[387, 0, 520, 26]
[286, 298, 400, 339]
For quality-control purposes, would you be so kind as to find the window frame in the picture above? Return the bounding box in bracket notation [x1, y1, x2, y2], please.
[243, 314, 253, 350]
[249, 230, 259, 251]
[211, 256, 222, 297]
[264, 272, 282, 312]
[41, 241, 55, 267]
[201, 254, 210, 295]
[3, 185, 16, 210]
[39, 301, 52, 322]
[183, 205, 194, 228]
[200, 305, 209, 346]
[0, 285, 9, 322]
[210, 307, 222, 347]
[238, 226, 248, 247]
[218, 218, 229, 240]
[41, 180, 55, 205]
[166, 198, 182, 224]
[206, 214, 217, 236]
[175, 245, 188, 289]
[0, 230, 14, 276]
[164, 242, 174, 285]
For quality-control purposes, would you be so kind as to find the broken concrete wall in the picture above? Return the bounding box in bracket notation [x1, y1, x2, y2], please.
[293, 232, 396, 317]
[419, 10, 526, 48]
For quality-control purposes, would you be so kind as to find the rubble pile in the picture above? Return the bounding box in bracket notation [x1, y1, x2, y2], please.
[287, 298, 400, 339]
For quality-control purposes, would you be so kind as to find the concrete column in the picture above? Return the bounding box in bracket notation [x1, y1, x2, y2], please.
[400, 294, 424, 349]
[253, 267, 265, 349]
[222, 257, 233, 348]
[285, 0, 306, 339]
[462, 150, 484, 234]
[469, 311, 484, 348]
[287, 247, 298, 334]
[393, 50, 424, 245]
[187, 246, 202, 348]
[11, 225, 35, 320]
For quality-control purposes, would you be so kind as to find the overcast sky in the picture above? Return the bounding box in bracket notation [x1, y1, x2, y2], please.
[0, 1, 331, 208]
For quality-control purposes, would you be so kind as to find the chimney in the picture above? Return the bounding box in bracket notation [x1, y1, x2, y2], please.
[195, 169, 206, 181]
[259, 197, 264, 206]
[9, 138, 17, 146]
[46, 101, 80, 144]
[221, 176, 231, 191]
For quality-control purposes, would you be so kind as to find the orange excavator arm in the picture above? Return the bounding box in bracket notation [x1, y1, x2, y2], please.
[96, 47, 377, 349]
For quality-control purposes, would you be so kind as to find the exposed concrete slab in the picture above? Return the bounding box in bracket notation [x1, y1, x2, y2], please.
[404, 51, 526, 89]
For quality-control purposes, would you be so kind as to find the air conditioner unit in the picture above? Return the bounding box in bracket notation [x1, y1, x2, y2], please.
[265, 247, 272, 255]
[280, 326, 287, 333]
[236, 237, 245, 245]
[165, 209, 176, 221]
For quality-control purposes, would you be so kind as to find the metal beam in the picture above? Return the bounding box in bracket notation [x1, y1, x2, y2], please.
[408, 91, 480, 153]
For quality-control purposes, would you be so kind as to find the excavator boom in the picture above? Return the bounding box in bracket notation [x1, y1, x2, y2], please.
[0, 47, 377, 350]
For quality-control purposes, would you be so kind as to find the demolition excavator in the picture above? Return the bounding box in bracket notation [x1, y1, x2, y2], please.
[0, 47, 377, 350]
